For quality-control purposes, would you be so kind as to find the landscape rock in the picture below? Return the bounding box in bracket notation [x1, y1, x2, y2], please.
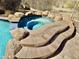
[48, 12, 55, 19]
[8, 14, 14, 19]
[34, 11, 42, 16]
[11, 28, 29, 40]
[8, 14, 20, 22]
[14, 12, 24, 18]
[25, 11, 32, 16]
[42, 11, 49, 16]
[54, 14, 63, 21]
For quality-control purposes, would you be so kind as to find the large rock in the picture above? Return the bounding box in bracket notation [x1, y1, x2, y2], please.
[8, 12, 24, 22]
[11, 28, 29, 40]
[14, 12, 24, 18]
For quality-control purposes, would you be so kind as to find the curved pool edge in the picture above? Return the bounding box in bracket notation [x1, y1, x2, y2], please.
[0, 19, 13, 59]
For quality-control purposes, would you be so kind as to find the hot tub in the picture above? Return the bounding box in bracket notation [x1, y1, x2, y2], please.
[18, 15, 54, 30]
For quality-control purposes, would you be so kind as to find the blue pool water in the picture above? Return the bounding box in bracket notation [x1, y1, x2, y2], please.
[0, 20, 12, 59]
[18, 15, 54, 30]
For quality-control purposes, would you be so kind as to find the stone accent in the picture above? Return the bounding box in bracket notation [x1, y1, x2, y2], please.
[14, 12, 24, 18]
[11, 28, 29, 40]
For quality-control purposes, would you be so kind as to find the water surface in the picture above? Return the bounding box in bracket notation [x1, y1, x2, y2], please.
[18, 15, 54, 30]
[0, 20, 12, 59]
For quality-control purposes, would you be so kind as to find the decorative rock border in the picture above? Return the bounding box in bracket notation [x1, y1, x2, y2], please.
[0, 10, 64, 23]
[6, 10, 63, 22]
